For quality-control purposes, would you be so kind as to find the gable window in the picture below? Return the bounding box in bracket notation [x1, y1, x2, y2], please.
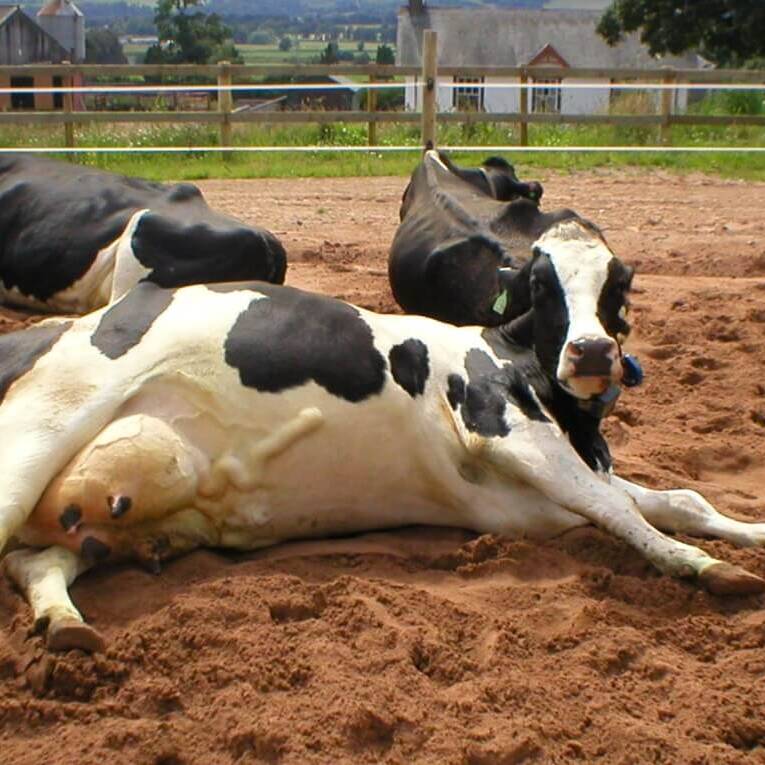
[531, 79, 562, 114]
[453, 76, 484, 111]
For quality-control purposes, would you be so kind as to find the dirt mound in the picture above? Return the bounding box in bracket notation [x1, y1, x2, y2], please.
[1, 169, 764, 764]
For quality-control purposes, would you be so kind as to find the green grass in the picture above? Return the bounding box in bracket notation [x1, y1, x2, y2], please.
[2, 120, 764, 181]
[123, 41, 391, 66]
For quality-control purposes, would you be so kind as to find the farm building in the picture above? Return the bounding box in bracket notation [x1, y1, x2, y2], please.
[397, 3, 702, 116]
[0, 1, 84, 111]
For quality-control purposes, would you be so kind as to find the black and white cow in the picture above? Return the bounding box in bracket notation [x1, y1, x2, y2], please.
[2, 216, 764, 653]
[0, 153, 287, 314]
[398, 151, 543, 222]
[390, 150, 594, 327]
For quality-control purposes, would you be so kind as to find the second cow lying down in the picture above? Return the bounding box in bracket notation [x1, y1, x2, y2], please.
[2, 217, 764, 652]
[390, 150, 594, 327]
[0, 153, 287, 314]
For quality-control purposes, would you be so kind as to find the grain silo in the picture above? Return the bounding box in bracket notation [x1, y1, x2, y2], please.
[36, 0, 84, 63]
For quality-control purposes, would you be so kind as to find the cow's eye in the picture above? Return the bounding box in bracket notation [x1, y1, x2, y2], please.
[531, 278, 546, 297]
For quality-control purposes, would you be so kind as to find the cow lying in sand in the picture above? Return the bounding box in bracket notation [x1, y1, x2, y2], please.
[398, 152, 543, 221]
[2, 217, 764, 653]
[390, 150, 595, 327]
[0, 153, 287, 314]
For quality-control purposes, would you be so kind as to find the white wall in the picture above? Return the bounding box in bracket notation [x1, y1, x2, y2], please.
[405, 76, 689, 115]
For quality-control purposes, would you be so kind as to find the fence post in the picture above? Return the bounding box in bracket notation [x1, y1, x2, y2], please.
[218, 61, 233, 152]
[367, 74, 377, 146]
[519, 66, 529, 147]
[660, 68, 675, 145]
[421, 29, 438, 151]
[62, 61, 74, 150]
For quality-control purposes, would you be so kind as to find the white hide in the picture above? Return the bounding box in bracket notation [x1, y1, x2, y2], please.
[534, 220, 614, 382]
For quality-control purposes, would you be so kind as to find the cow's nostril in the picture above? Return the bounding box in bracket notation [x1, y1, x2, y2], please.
[567, 341, 586, 358]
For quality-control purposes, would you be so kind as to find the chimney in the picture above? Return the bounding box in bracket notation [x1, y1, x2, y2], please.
[408, 0, 425, 15]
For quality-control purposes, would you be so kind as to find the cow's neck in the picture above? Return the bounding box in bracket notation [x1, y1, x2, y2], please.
[481, 326, 613, 473]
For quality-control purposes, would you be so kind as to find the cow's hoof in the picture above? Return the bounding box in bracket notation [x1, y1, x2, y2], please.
[47, 618, 105, 653]
[698, 562, 765, 596]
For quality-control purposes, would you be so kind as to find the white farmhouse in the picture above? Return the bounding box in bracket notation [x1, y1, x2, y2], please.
[397, 2, 702, 116]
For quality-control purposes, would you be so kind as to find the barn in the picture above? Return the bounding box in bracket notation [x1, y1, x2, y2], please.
[0, 1, 84, 112]
[397, 1, 704, 116]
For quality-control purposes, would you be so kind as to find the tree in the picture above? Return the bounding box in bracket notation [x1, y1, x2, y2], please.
[278, 36, 292, 52]
[85, 28, 128, 64]
[247, 30, 275, 46]
[146, 0, 242, 65]
[598, 0, 765, 67]
[376, 43, 395, 66]
[319, 41, 339, 65]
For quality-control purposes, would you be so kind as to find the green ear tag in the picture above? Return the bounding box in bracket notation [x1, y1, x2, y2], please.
[492, 289, 509, 316]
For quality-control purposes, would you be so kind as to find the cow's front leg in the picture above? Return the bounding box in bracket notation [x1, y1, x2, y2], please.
[611, 476, 765, 548]
[4, 546, 103, 652]
[482, 422, 765, 595]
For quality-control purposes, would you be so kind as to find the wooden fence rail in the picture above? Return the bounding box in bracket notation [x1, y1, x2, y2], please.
[1, 37, 764, 151]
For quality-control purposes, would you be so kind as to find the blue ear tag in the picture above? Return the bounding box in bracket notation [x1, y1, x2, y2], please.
[622, 354, 644, 388]
[492, 289, 509, 316]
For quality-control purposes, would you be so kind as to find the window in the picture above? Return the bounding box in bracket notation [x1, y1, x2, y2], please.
[53, 77, 63, 110]
[10, 77, 34, 110]
[453, 76, 484, 111]
[532, 78, 561, 114]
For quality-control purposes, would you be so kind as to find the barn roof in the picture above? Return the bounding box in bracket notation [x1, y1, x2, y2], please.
[396, 7, 700, 70]
[37, 0, 83, 17]
[0, 5, 21, 27]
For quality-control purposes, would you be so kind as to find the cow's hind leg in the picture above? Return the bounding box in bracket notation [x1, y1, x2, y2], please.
[612, 476, 765, 548]
[4, 546, 103, 652]
[480, 423, 765, 595]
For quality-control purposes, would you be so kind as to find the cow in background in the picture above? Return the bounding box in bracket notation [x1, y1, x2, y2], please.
[0, 153, 287, 314]
[390, 150, 598, 327]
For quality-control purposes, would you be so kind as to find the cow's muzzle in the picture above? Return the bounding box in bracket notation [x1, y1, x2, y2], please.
[559, 335, 623, 398]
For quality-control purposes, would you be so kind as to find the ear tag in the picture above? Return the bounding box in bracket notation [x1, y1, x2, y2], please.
[492, 289, 509, 316]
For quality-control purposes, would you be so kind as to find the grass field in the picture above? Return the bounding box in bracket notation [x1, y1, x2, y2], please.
[123, 41, 391, 66]
[2, 118, 763, 181]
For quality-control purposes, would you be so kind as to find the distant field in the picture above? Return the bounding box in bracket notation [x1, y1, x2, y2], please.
[123, 41, 393, 66]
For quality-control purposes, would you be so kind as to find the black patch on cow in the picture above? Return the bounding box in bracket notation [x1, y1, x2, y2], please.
[91, 282, 173, 360]
[460, 349, 511, 438]
[59, 504, 82, 533]
[132, 211, 288, 288]
[81, 536, 111, 563]
[597, 257, 633, 341]
[446, 374, 465, 410]
[224, 284, 387, 403]
[481, 327, 612, 473]
[389, 339, 429, 398]
[503, 365, 550, 424]
[108, 495, 132, 519]
[461, 348, 550, 438]
[0, 321, 71, 405]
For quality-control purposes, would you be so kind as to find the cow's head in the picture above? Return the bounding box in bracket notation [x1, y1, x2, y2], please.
[506, 219, 633, 403]
[479, 155, 544, 203]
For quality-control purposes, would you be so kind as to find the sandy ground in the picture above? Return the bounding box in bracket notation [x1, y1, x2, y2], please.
[1, 169, 765, 764]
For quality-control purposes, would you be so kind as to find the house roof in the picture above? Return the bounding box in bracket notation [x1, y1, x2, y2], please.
[397, 8, 700, 70]
[544, 0, 611, 9]
[38, 0, 83, 17]
[0, 5, 20, 27]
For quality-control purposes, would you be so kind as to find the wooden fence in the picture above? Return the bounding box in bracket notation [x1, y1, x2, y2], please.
[1, 32, 764, 151]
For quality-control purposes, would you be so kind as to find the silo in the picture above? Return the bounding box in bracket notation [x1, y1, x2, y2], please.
[36, 0, 85, 63]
